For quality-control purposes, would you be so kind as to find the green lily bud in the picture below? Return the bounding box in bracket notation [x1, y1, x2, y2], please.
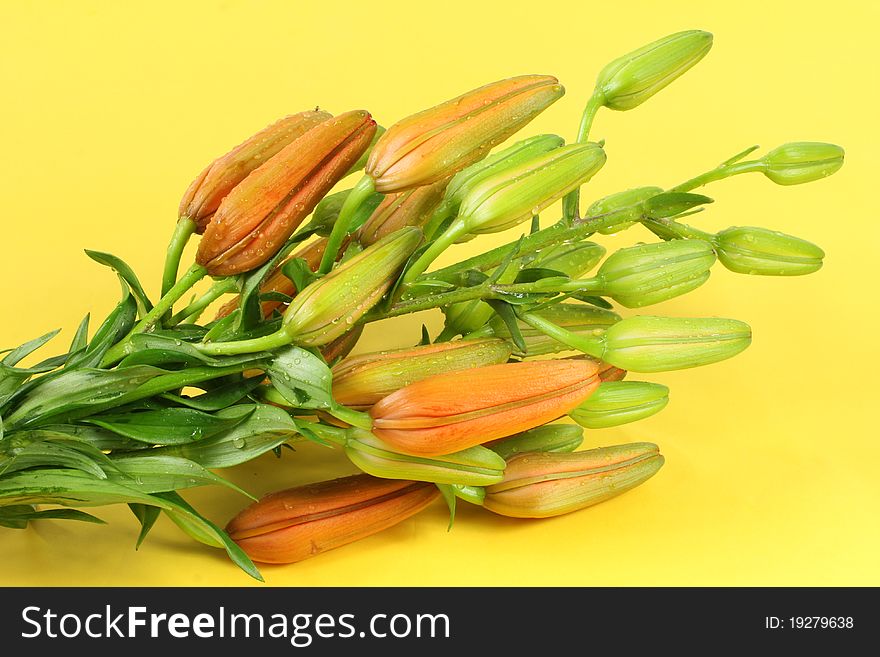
[595, 30, 713, 111]
[490, 303, 621, 357]
[760, 142, 845, 185]
[715, 226, 824, 276]
[483, 443, 664, 518]
[282, 227, 422, 346]
[569, 381, 669, 429]
[457, 143, 607, 235]
[487, 424, 584, 460]
[593, 239, 716, 308]
[599, 315, 751, 372]
[527, 241, 606, 277]
[586, 186, 663, 234]
[344, 429, 506, 486]
[437, 134, 566, 217]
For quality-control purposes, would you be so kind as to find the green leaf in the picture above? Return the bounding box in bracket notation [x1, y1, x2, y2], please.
[515, 268, 569, 284]
[436, 483, 457, 531]
[161, 376, 264, 411]
[119, 334, 271, 369]
[85, 250, 154, 315]
[0, 504, 106, 528]
[152, 490, 263, 581]
[108, 454, 253, 498]
[66, 288, 137, 369]
[487, 237, 524, 285]
[2, 329, 61, 367]
[14, 424, 148, 452]
[0, 439, 109, 479]
[644, 192, 713, 220]
[128, 503, 161, 549]
[151, 324, 210, 343]
[68, 314, 91, 357]
[267, 346, 333, 410]
[485, 300, 527, 354]
[419, 325, 431, 346]
[281, 257, 318, 293]
[259, 291, 293, 304]
[238, 234, 312, 330]
[570, 293, 614, 309]
[149, 404, 296, 468]
[86, 406, 253, 445]
[4, 365, 165, 428]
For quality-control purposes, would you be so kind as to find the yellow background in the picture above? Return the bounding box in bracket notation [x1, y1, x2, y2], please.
[1, 0, 877, 586]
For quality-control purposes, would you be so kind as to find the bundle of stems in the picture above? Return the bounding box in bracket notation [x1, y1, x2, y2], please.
[0, 30, 843, 579]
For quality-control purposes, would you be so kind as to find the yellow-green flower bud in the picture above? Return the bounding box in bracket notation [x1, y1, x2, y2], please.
[593, 239, 716, 308]
[760, 142, 845, 185]
[282, 227, 422, 346]
[586, 186, 663, 234]
[438, 134, 566, 216]
[487, 424, 584, 460]
[569, 381, 669, 429]
[483, 442, 664, 518]
[457, 143, 607, 235]
[490, 303, 621, 357]
[598, 315, 751, 372]
[715, 226, 824, 276]
[344, 429, 506, 486]
[332, 338, 512, 408]
[594, 30, 713, 111]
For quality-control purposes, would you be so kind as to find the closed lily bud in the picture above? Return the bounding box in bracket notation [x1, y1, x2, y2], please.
[357, 178, 450, 246]
[586, 186, 663, 234]
[487, 424, 584, 460]
[435, 134, 566, 218]
[344, 429, 506, 486]
[332, 338, 512, 408]
[490, 304, 621, 357]
[760, 142, 845, 185]
[366, 76, 564, 192]
[226, 474, 438, 564]
[197, 110, 377, 275]
[594, 30, 713, 111]
[456, 143, 607, 235]
[569, 381, 669, 429]
[370, 359, 602, 457]
[281, 227, 422, 346]
[593, 239, 716, 308]
[715, 226, 824, 276]
[596, 315, 751, 372]
[179, 110, 331, 233]
[483, 443, 664, 518]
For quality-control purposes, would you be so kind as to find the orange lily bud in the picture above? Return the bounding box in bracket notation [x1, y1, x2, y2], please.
[356, 179, 449, 246]
[226, 474, 438, 564]
[214, 238, 329, 320]
[197, 111, 377, 275]
[365, 76, 564, 192]
[332, 338, 512, 409]
[179, 110, 331, 233]
[370, 359, 601, 457]
[483, 443, 664, 518]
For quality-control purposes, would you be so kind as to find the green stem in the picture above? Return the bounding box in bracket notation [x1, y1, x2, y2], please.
[194, 328, 292, 356]
[398, 219, 468, 291]
[294, 418, 349, 447]
[498, 278, 603, 295]
[101, 263, 208, 366]
[563, 92, 605, 222]
[372, 284, 496, 321]
[424, 208, 629, 284]
[169, 278, 237, 326]
[671, 160, 765, 192]
[641, 218, 715, 242]
[518, 311, 605, 359]
[161, 217, 198, 312]
[319, 175, 376, 274]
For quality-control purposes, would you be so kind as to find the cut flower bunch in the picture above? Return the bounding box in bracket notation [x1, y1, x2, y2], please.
[0, 30, 843, 580]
